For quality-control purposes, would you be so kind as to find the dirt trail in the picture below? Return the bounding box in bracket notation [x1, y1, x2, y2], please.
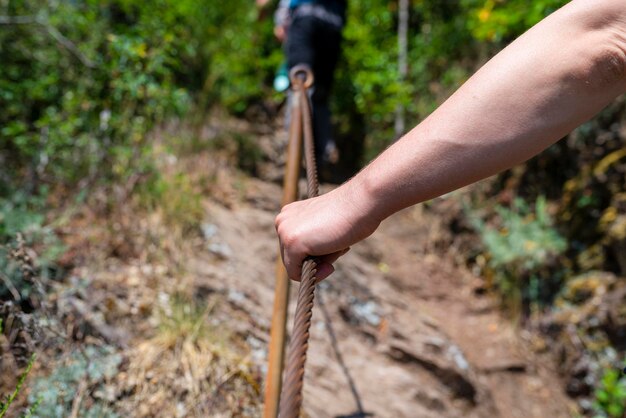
[194, 175, 577, 418]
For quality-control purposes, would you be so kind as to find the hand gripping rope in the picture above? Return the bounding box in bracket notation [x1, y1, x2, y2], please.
[263, 65, 320, 418]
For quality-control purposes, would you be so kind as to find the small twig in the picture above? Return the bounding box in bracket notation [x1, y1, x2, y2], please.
[0, 15, 96, 68]
[43, 24, 95, 68]
[0, 15, 38, 24]
[69, 375, 88, 418]
[0, 272, 21, 302]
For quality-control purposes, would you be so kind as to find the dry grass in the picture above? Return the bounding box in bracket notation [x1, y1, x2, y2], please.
[11, 129, 265, 417]
[117, 295, 262, 417]
[14, 127, 276, 416]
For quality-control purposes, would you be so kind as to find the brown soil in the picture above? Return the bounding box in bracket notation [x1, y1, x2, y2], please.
[195, 174, 578, 418]
[7, 121, 581, 417]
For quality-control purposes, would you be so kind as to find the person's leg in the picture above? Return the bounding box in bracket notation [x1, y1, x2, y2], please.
[286, 15, 317, 158]
[287, 14, 343, 168]
[311, 20, 342, 165]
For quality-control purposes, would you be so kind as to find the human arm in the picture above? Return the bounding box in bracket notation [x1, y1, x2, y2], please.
[256, 0, 289, 41]
[273, 0, 290, 42]
[275, 0, 626, 281]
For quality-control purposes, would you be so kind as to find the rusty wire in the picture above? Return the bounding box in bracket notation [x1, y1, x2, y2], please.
[278, 65, 319, 418]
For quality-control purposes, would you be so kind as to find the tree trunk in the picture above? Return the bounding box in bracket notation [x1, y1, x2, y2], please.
[394, 0, 409, 140]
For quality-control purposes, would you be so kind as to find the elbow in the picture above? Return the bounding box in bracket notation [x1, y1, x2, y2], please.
[568, 0, 626, 87]
[593, 29, 626, 87]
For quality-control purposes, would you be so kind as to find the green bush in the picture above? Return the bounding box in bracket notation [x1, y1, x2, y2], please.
[27, 346, 122, 418]
[0, 192, 64, 301]
[0, 1, 192, 192]
[469, 196, 567, 314]
[333, 0, 569, 162]
[139, 170, 204, 233]
[462, 0, 567, 43]
[0, 0, 575, 197]
[593, 366, 626, 418]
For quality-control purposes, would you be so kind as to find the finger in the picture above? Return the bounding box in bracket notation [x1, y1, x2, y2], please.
[313, 248, 350, 282]
[314, 262, 335, 282]
[276, 221, 302, 280]
[283, 248, 304, 282]
[274, 212, 284, 231]
[279, 240, 285, 266]
[319, 247, 350, 265]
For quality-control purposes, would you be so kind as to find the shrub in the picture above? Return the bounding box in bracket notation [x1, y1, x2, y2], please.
[593, 366, 626, 418]
[0, 193, 63, 302]
[27, 345, 122, 418]
[469, 196, 567, 315]
[139, 171, 204, 234]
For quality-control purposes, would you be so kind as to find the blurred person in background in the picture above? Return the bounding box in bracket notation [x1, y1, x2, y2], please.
[259, 0, 347, 174]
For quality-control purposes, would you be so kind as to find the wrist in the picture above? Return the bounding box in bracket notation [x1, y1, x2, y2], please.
[340, 169, 387, 228]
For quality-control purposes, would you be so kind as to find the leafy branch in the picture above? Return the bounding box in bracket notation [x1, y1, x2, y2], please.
[0, 15, 95, 67]
[0, 353, 36, 418]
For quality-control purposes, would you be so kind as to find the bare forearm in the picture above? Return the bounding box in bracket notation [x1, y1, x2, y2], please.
[275, 0, 626, 281]
[354, 0, 626, 222]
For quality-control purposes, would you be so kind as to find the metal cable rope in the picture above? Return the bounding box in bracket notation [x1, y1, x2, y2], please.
[278, 65, 320, 418]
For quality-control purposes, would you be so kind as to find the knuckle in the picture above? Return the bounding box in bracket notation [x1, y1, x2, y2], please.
[282, 229, 299, 247]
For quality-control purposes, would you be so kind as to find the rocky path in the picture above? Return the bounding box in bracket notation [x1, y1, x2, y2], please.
[192, 175, 577, 418]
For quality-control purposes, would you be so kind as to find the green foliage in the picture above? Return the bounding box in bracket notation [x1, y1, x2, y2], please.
[0, 0, 578, 194]
[332, 0, 570, 160]
[157, 293, 217, 347]
[593, 366, 626, 418]
[0, 193, 46, 241]
[469, 197, 567, 313]
[339, 1, 401, 151]
[209, 131, 264, 175]
[27, 346, 122, 418]
[0, 192, 64, 300]
[0, 0, 576, 200]
[201, 6, 282, 114]
[21, 397, 41, 418]
[462, 0, 567, 43]
[0, 0, 191, 193]
[0, 0, 281, 244]
[0, 354, 36, 418]
[232, 133, 264, 175]
[139, 170, 204, 233]
[473, 197, 566, 269]
[559, 133, 626, 275]
[0, 192, 64, 261]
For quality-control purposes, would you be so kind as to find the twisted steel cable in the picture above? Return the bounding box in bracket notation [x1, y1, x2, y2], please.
[278, 65, 320, 418]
